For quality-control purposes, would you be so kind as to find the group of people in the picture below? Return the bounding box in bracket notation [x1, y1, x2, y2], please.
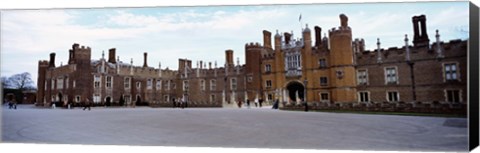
[172, 98, 188, 109]
[5, 100, 17, 109]
[239, 98, 267, 109]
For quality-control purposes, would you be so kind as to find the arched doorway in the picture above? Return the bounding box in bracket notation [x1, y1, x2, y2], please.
[57, 93, 63, 106]
[286, 81, 304, 102]
[136, 95, 142, 106]
[105, 97, 111, 106]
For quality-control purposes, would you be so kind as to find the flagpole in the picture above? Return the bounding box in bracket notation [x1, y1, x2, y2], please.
[299, 13, 303, 32]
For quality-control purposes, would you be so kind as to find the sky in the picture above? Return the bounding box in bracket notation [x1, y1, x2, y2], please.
[0, 1, 470, 87]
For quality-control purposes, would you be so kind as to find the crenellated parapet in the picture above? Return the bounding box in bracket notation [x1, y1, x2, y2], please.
[38, 60, 49, 67]
[245, 42, 263, 51]
[356, 39, 467, 65]
[328, 14, 352, 38]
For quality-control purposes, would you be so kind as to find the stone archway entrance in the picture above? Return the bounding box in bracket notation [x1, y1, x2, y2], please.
[136, 95, 142, 106]
[286, 81, 304, 102]
[105, 97, 111, 106]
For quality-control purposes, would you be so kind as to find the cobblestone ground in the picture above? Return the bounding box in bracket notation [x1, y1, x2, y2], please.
[1, 105, 468, 151]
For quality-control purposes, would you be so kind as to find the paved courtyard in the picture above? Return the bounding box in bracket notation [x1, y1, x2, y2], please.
[1, 105, 468, 151]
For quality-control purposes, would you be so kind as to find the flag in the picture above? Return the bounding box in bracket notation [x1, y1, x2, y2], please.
[299, 14, 302, 22]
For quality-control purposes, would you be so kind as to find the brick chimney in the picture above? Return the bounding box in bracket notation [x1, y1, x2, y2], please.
[108, 48, 116, 63]
[225, 50, 234, 67]
[143, 52, 148, 67]
[49, 53, 56, 68]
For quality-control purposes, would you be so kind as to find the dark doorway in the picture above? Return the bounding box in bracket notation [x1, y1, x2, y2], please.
[286, 81, 304, 102]
[106, 97, 111, 106]
[58, 93, 63, 103]
[136, 95, 142, 106]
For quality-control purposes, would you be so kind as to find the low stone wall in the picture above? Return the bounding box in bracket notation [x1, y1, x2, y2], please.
[281, 101, 467, 115]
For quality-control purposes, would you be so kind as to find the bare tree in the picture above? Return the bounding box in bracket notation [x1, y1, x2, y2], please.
[1, 76, 8, 88]
[7, 72, 35, 91]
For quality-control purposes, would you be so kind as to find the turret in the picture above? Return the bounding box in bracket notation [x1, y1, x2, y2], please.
[303, 24, 312, 52]
[274, 30, 282, 51]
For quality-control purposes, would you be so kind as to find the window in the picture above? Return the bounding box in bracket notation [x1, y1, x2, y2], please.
[285, 51, 302, 77]
[387, 91, 399, 102]
[446, 90, 461, 103]
[164, 95, 169, 102]
[200, 80, 205, 91]
[172, 83, 176, 89]
[444, 63, 459, 81]
[183, 80, 189, 91]
[65, 77, 69, 89]
[385, 67, 398, 84]
[51, 79, 54, 90]
[75, 96, 81, 103]
[94, 75, 101, 88]
[358, 91, 369, 102]
[57, 78, 63, 89]
[210, 94, 216, 102]
[320, 92, 329, 102]
[73, 80, 76, 88]
[320, 77, 328, 86]
[106, 76, 112, 89]
[166, 80, 171, 90]
[230, 78, 237, 90]
[124, 95, 131, 104]
[265, 64, 272, 72]
[210, 79, 216, 90]
[136, 82, 141, 89]
[247, 76, 253, 82]
[319, 59, 327, 68]
[266, 80, 272, 88]
[45, 81, 47, 90]
[124, 77, 131, 89]
[156, 80, 162, 90]
[286, 53, 301, 70]
[93, 94, 101, 103]
[357, 70, 368, 85]
[147, 79, 152, 90]
[268, 94, 273, 101]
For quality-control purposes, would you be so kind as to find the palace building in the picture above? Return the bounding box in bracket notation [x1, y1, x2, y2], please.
[36, 14, 467, 108]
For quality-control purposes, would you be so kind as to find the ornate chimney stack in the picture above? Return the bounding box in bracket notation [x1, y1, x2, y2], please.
[108, 48, 116, 63]
[405, 34, 411, 61]
[376, 38, 382, 63]
[143, 52, 148, 68]
[435, 29, 444, 58]
[49, 53, 56, 68]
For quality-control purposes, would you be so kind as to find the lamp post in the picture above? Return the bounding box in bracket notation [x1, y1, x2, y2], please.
[303, 79, 308, 112]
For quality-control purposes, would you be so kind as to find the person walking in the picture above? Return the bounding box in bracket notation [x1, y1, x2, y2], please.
[254, 98, 258, 107]
[180, 97, 185, 109]
[83, 98, 91, 111]
[237, 98, 242, 108]
[259, 98, 263, 108]
[172, 98, 176, 108]
[272, 99, 279, 109]
[246, 99, 251, 109]
[8, 101, 13, 109]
